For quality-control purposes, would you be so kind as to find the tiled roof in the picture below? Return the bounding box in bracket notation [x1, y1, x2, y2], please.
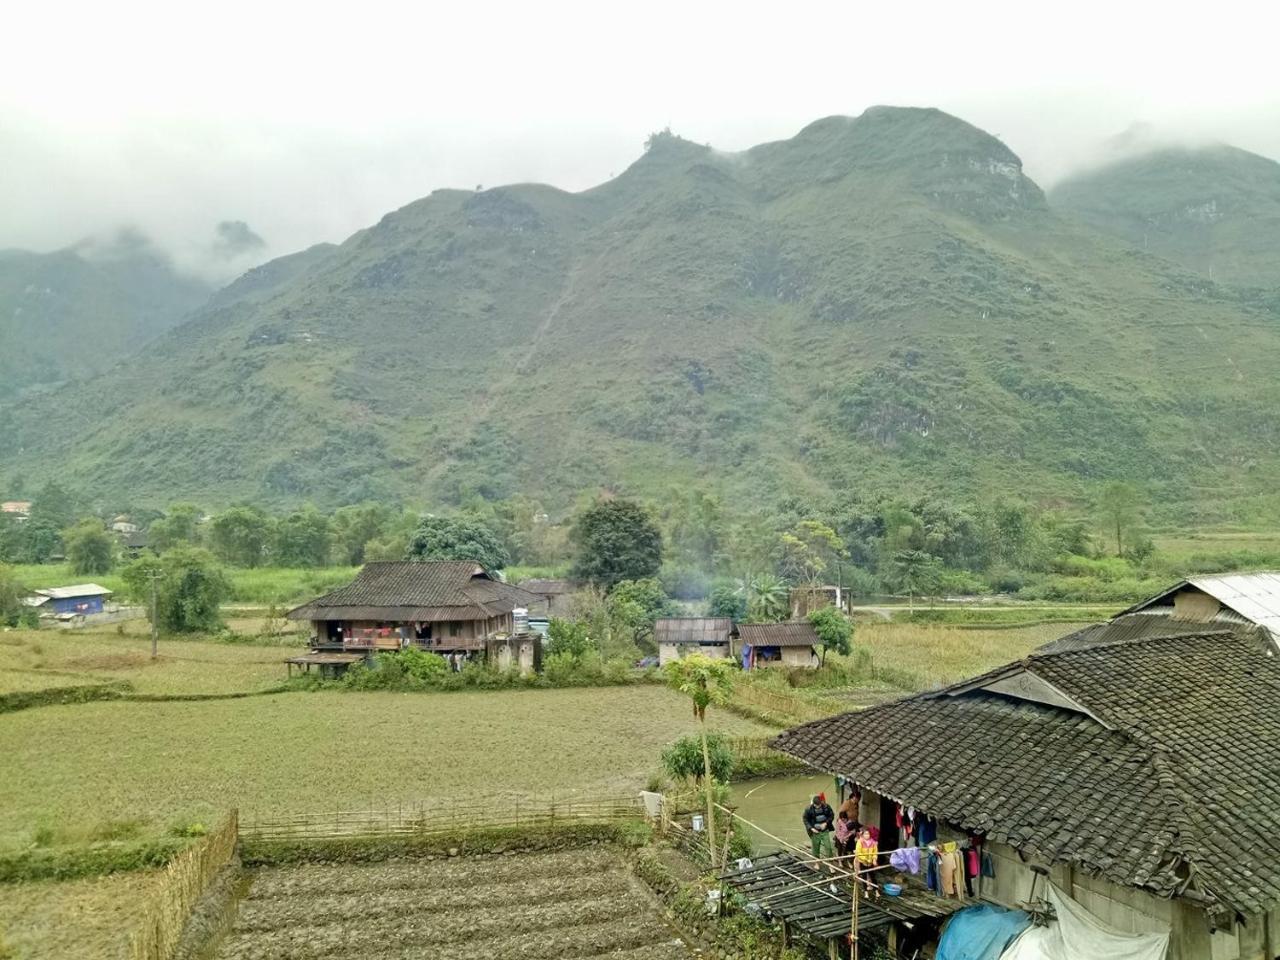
[1035, 612, 1243, 654]
[286, 562, 537, 621]
[654, 618, 733, 645]
[773, 630, 1280, 916]
[738, 621, 818, 647]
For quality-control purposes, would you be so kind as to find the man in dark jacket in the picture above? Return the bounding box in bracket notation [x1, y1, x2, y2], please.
[803, 793, 835, 859]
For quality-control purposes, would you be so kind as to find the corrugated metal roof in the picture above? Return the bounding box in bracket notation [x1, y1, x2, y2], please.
[1035, 611, 1247, 654]
[1124, 571, 1280, 640]
[32, 583, 112, 600]
[738, 621, 818, 647]
[654, 618, 733, 645]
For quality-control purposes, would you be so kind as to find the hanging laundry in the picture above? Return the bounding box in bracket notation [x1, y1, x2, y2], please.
[938, 849, 965, 898]
[981, 851, 996, 878]
[926, 851, 940, 892]
[890, 846, 921, 874]
[918, 817, 937, 846]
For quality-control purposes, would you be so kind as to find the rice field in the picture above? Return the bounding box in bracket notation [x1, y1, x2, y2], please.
[0, 869, 164, 960]
[0, 629, 289, 696]
[851, 621, 1079, 689]
[215, 849, 690, 960]
[0, 681, 770, 852]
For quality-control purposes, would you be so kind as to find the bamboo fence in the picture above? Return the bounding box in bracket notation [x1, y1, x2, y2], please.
[128, 811, 239, 960]
[722, 733, 786, 762]
[239, 794, 647, 843]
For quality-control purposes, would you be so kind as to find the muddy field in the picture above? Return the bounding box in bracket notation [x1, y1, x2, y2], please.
[214, 848, 692, 959]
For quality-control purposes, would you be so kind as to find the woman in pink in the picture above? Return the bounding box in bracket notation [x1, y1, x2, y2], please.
[834, 810, 856, 857]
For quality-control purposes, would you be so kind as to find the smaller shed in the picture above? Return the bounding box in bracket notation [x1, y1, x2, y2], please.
[517, 578, 582, 621]
[738, 621, 819, 669]
[655, 617, 734, 665]
[24, 583, 113, 617]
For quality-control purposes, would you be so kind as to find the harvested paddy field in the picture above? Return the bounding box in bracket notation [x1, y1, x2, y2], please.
[0, 685, 770, 849]
[215, 848, 691, 960]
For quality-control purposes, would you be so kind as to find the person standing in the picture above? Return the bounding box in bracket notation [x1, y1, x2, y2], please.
[803, 793, 835, 860]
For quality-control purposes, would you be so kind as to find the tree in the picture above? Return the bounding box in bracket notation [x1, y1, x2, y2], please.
[608, 578, 675, 647]
[273, 506, 332, 567]
[746, 573, 790, 622]
[707, 579, 747, 621]
[546, 618, 594, 659]
[405, 514, 510, 570]
[208, 506, 271, 568]
[776, 519, 846, 586]
[889, 550, 940, 612]
[664, 653, 736, 867]
[124, 547, 231, 633]
[1096, 482, 1142, 555]
[570, 498, 663, 589]
[808, 606, 853, 667]
[149, 503, 203, 551]
[330, 502, 396, 566]
[0, 564, 29, 627]
[661, 733, 733, 785]
[28, 482, 78, 533]
[63, 518, 115, 575]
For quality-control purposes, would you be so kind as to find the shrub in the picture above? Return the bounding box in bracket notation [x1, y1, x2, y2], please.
[661, 732, 733, 784]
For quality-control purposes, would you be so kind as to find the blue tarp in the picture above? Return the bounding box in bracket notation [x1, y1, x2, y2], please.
[937, 904, 1032, 960]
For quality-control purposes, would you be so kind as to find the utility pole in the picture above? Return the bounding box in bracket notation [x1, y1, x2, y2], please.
[146, 569, 164, 659]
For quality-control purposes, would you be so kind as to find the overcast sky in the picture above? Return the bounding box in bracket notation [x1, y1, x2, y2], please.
[5, 0, 1279, 278]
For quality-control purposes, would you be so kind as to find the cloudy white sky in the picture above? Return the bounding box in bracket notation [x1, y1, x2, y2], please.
[4, 0, 1279, 278]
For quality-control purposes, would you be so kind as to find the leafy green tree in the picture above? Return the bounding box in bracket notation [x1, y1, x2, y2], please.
[28, 482, 78, 533]
[1096, 482, 1143, 555]
[63, 518, 115, 575]
[273, 506, 332, 567]
[123, 547, 231, 633]
[889, 550, 941, 611]
[0, 563, 29, 627]
[149, 503, 203, 551]
[330, 502, 396, 566]
[707, 579, 747, 621]
[664, 653, 736, 867]
[661, 732, 733, 785]
[608, 578, 675, 646]
[208, 506, 272, 568]
[570, 498, 663, 589]
[808, 606, 853, 666]
[776, 519, 846, 586]
[546, 618, 594, 658]
[405, 514, 510, 570]
[746, 573, 790, 622]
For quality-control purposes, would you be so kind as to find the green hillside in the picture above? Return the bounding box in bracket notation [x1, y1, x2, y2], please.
[1051, 144, 1280, 287]
[0, 232, 212, 397]
[4, 107, 1280, 523]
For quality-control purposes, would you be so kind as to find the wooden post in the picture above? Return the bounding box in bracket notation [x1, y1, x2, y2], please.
[850, 857, 859, 960]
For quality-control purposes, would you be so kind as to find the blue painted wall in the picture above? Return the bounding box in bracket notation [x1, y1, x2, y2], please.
[50, 595, 105, 615]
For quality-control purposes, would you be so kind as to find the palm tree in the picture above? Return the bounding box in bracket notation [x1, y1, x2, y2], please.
[746, 573, 790, 622]
[663, 654, 736, 867]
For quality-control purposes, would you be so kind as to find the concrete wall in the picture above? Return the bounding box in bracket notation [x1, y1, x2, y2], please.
[780, 646, 818, 668]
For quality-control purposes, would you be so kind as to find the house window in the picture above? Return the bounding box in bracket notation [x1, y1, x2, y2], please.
[450, 622, 461, 638]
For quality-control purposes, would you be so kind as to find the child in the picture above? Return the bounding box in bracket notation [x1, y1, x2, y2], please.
[834, 809, 857, 857]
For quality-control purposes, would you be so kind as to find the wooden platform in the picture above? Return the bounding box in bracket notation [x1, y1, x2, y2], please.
[718, 852, 965, 941]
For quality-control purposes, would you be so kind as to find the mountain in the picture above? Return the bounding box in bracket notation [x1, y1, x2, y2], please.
[1050, 144, 1280, 288]
[0, 231, 213, 397]
[4, 107, 1280, 524]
